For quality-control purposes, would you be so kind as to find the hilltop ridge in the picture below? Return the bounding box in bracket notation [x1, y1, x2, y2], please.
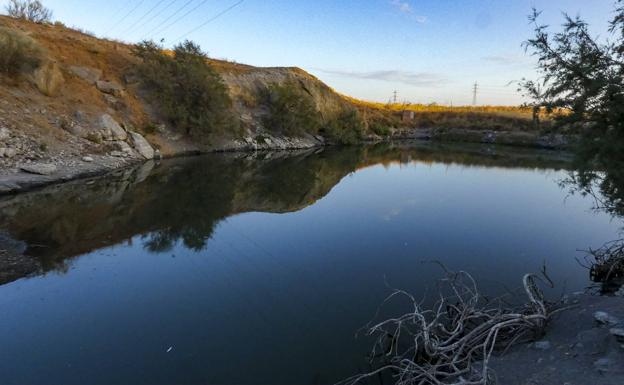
[0, 15, 551, 193]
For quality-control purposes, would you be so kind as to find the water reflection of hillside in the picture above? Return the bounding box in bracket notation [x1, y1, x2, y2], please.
[0, 141, 573, 284]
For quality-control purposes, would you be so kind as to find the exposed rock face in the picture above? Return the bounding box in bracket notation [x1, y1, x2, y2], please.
[68, 66, 102, 85]
[20, 163, 57, 175]
[32, 61, 64, 96]
[112, 140, 136, 157]
[129, 132, 154, 159]
[99, 114, 127, 141]
[96, 80, 124, 97]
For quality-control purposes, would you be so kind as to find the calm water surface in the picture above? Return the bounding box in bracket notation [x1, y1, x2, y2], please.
[0, 142, 619, 385]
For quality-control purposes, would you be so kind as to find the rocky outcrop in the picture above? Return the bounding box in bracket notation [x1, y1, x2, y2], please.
[32, 61, 64, 96]
[68, 65, 102, 85]
[129, 132, 154, 159]
[99, 114, 127, 141]
[96, 80, 125, 97]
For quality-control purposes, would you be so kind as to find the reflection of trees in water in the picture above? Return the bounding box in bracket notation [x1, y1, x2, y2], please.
[564, 153, 624, 294]
[0, 141, 576, 283]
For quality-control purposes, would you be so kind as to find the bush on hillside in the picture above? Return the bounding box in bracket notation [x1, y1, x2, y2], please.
[5, 0, 52, 23]
[324, 109, 366, 144]
[0, 27, 43, 77]
[132, 40, 237, 138]
[262, 81, 322, 136]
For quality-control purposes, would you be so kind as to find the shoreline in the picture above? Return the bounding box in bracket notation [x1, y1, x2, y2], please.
[0, 132, 573, 196]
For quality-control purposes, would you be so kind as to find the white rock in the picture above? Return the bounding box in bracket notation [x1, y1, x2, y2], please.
[531, 340, 551, 350]
[0, 127, 9, 141]
[110, 151, 126, 158]
[99, 114, 127, 141]
[82, 156, 94, 162]
[594, 311, 620, 326]
[68, 66, 102, 85]
[20, 163, 57, 175]
[4, 148, 16, 158]
[610, 328, 624, 341]
[129, 132, 154, 159]
[96, 80, 125, 97]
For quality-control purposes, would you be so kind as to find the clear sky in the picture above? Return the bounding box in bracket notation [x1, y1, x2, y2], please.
[1, 0, 616, 105]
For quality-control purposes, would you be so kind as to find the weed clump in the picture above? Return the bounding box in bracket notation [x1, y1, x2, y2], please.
[0, 27, 43, 77]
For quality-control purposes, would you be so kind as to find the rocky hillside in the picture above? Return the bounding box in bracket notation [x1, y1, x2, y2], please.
[0, 16, 359, 188]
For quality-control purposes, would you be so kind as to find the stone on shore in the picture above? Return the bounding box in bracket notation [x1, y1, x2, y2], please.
[595, 311, 620, 326]
[99, 114, 127, 141]
[129, 132, 155, 159]
[20, 163, 57, 175]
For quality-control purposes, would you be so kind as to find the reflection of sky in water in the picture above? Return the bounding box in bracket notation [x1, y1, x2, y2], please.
[0, 150, 620, 385]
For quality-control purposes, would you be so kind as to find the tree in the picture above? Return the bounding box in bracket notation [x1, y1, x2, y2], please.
[524, 3, 624, 292]
[522, 2, 624, 169]
[133, 40, 237, 139]
[262, 81, 322, 136]
[5, 0, 53, 23]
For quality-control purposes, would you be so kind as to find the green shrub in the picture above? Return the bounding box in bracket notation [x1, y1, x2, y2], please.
[132, 40, 237, 139]
[324, 109, 366, 144]
[0, 27, 43, 76]
[370, 122, 391, 136]
[262, 81, 322, 136]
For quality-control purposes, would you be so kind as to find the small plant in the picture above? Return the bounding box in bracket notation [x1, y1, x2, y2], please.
[5, 0, 53, 23]
[370, 122, 391, 137]
[0, 27, 43, 77]
[262, 81, 322, 136]
[142, 122, 158, 134]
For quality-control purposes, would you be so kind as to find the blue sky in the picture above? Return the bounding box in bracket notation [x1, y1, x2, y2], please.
[1, 0, 616, 105]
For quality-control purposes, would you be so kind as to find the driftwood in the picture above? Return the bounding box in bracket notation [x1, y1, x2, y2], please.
[585, 239, 624, 283]
[343, 269, 556, 385]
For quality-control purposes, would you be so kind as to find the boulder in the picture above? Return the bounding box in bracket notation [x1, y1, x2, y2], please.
[68, 66, 102, 85]
[129, 132, 155, 159]
[82, 156, 94, 162]
[98, 114, 127, 141]
[96, 80, 125, 97]
[32, 61, 64, 96]
[20, 163, 57, 175]
[113, 140, 136, 156]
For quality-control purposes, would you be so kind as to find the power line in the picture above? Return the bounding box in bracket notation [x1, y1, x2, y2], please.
[133, 0, 178, 35]
[105, 0, 147, 35]
[173, 0, 245, 43]
[121, 0, 168, 35]
[143, 0, 196, 39]
[151, 0, 213, 39]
